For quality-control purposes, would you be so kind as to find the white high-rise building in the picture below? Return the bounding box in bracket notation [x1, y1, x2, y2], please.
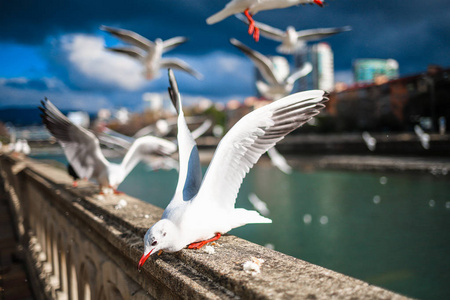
[294, 42, 335, 92]
[311, 43, 334, 91]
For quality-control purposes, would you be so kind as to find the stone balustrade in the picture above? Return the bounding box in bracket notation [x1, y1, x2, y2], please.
[0, 153, 410, 299]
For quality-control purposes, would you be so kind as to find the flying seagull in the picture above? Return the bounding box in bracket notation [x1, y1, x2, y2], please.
[97, 119, 213, 171]
[39, 98, 178, 193]
[207, 0, 324, 42]
[230, 38, 312, 100]
[138, 69, 328, 269]
[235, 14, 351, 53]
[133, 116, 212, 139]
[100, 25, 202, 80]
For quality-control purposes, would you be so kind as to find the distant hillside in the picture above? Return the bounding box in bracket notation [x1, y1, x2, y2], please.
[0, 107, 96, 126]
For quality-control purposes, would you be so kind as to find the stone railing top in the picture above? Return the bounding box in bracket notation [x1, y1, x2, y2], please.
[1, 153, 410, 299]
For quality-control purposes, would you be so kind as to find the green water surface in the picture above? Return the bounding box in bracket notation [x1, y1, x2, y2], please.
[33, 154, 450, 299]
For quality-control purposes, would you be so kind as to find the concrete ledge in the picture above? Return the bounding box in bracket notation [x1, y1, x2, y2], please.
[0, 153, 411, 299]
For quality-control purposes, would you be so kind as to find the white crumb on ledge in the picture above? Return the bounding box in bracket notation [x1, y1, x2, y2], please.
[243, 257, 265, 276]
[203, 245, 215, 254]
[114, 199, 128, 210]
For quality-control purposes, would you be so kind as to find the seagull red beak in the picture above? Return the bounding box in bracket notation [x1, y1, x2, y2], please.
[314, 0, 324, 7]
[138, 248, 154, 270]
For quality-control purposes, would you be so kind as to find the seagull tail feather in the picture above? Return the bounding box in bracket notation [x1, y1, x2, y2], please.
[231, 208, 272, 229]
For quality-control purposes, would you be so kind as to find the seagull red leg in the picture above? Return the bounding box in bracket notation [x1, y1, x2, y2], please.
[244, 9, 260, 42]
[244, 9, 255, 35]
[253, 27, 260, 42]
[188, 233, 222, 250]
[314, 0, 324, 7]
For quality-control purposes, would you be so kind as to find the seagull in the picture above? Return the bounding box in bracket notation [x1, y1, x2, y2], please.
[39, 98, 178, 193]
[100, 25, 202, 80]
[230, 38, 312, 100]
[362, 131, 376, 152]
[267, 147, 292, 174]
[13, 139, 31, 155]
[414, 125, 430, 150]
[98, 128, 180, 171]
[248, 193, 270, 216]
[235, 14, 351, 54]
[97, 119, 212, 172]
[133, 116, 212, 139]
[138, 69, 328, 269]
[207, 0, 324, 42]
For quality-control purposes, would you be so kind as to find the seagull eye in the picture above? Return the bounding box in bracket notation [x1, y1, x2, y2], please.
[151, 241, 157, 246]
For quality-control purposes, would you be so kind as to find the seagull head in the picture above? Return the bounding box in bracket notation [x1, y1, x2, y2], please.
[138, 219, 178, 270]
[313, 0, 324, 7]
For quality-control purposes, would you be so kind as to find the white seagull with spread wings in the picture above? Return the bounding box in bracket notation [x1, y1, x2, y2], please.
[39, 99, 177, 193]
[230, 38, 312, 100]
[207, 0, 324, 41]
[100, 25, 202, 80]
[236, 14, 351, 53]
[138, 70, 328, 269]
[97, 119, 213, 171]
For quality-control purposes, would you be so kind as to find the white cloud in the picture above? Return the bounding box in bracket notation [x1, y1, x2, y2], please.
[48, 34, 146, 91]
[46, 34, 256, 100]
[0, 39, 259, 112]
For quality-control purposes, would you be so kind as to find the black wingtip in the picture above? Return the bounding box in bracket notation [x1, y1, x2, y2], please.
[167, 69, 180, 114]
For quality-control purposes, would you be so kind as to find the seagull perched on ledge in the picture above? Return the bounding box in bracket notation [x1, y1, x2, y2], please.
[207, 0, 324, 42]
[138, 69, 328, 269]
[100, 25, 202, 80]
[235, 14, 351, 54]
[39, 99, 177, 193]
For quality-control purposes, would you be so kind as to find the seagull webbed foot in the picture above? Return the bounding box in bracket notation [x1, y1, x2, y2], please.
[188, 233, 222, 249]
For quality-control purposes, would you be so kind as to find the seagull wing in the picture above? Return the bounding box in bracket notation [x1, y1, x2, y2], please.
[235, 14, 285, 41]
[162, 37, 188, 53]
[230, 38, 279, 85]
[206, 0, 247, 24]
[97, 127, 134, 150]
[167, 70, 203, 203]
[105, 46, 145, 60]
[39, 98, 109, 180]
[133, 124, 157, 138]
[120, 136, 178, 178]
[196, 90, 328, 209]
[191, 119, 213, 140]
[286, 62, 313, 85]
[160, 59, 203, 80]
[296, 26, 352, 42]
[100, 25, 153, 50]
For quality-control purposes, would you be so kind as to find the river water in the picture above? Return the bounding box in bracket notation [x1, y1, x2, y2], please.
[32, 154, 450, 299]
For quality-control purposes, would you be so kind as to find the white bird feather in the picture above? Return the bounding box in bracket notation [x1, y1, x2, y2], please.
[138, 70, 328, 268]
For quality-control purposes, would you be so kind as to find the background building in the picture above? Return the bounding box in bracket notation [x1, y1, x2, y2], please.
[294, 42, 335, 92]
[353, 59, 399, 84]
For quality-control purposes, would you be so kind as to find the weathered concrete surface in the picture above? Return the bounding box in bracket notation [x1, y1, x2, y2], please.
[0, 177, 34, 299]
[0, 153, 412, 299]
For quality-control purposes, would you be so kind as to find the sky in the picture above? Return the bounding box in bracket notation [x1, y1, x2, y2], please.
[0, 0, 449, 112]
